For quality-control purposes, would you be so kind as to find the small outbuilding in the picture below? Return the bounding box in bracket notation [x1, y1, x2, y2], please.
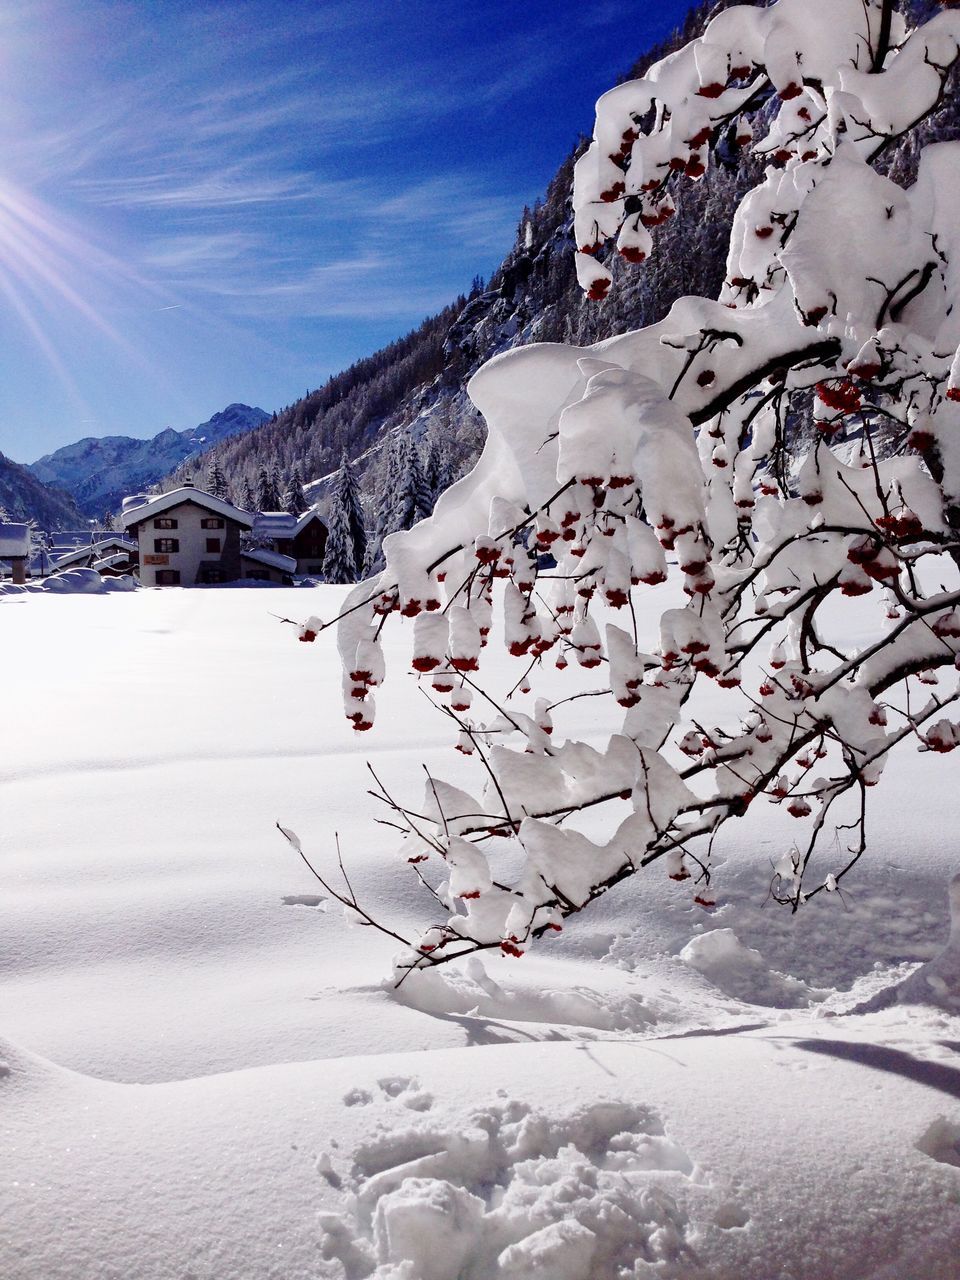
[53, 536, 137, 577]
[252, 509, 328, 576]
[0, 523, 31, 584]
[239, 548, 297, 584]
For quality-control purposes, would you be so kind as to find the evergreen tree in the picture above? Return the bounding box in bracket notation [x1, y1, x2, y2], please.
[367, 433, 403, 570]
[322, 454, 367, 584]
[340, 453, 366, 578]
[270, 461, 284, 510]
[420, 425, 457, 506]
[390, 431, 432, 533]
[284, 467, 308, 516]
[206, 461, 231, 503]
[256, 465, 277, 512]
[241, 478, 256, 511]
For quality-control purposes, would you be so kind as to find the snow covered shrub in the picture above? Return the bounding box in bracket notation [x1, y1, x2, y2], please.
[298, 0, 960, 979]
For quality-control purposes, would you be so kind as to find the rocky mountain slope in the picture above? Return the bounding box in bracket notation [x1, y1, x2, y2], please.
[0, 454, 82, 527]
[177, 2, 767, 523]
[188, 0, 951, 545]
[29, 403, 270, 519]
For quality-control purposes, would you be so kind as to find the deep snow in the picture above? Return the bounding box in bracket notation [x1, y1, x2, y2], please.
[1, 585, 959, 1279]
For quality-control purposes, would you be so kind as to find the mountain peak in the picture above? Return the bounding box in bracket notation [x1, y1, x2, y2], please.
[27, 404, 270, 518]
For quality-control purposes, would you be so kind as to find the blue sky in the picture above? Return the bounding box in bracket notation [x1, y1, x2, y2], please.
[0, 0, 695, 461]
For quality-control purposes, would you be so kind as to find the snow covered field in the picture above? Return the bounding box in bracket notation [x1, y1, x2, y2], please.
[2, 583, 959, 1279]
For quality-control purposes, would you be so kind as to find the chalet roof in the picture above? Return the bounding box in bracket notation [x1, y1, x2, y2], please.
[0, 523, 30, 558]
[252, 508, 326, 540]
[49, 528, 116, 551]
[54, 537, 134, 570]
[240, 547, 297, 574]
[120, 486, 254, 530]
[92, 553, 130, 571]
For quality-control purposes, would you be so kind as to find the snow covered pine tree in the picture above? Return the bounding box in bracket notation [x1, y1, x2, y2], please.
[323, 453, 367, 584]
[288, 0, 960, 981]
[285, 466, 309, 516]
[256, 464, 279, 513]
[206, 461, 231, 503]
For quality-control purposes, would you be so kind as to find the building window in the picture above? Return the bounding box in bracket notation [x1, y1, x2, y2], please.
[205, 537, 221, 553]
[154, 538, 179, 553]
[155, 569, 181, 585]
[246, 570, 269, 580]
[199, 566, 227, 583]
[201, 518, 225, 529]
[155, 517, 178, 529]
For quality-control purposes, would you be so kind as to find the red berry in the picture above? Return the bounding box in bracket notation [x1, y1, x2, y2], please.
[816, 380, 860, 412]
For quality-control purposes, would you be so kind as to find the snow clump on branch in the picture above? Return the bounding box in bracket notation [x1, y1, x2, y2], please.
[295, 0, 960, 981]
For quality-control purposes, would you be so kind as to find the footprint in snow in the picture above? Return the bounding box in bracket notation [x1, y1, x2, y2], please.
[377, 1076, 434, 1111]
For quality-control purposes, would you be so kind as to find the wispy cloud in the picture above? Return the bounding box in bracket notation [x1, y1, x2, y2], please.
[0, 0, 695, 458]
[75, 170, 326, 209]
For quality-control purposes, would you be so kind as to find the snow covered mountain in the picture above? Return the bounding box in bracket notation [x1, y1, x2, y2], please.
[0, 452, 82, 527]
[183, 0, 947, 572]
[28, 403, 270, 518]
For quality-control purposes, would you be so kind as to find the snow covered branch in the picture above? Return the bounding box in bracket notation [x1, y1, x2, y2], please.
[292, 1, 960, 977]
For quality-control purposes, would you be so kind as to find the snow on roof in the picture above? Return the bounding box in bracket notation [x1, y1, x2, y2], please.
[240, 547, 297, 573]
[294, 509, 326, 535]
[253, 508, 326, 540]
[54, 537, 134, 569]
[252, 512, 297, 538]
[0, 523, 30, 558]
[91, 553, 130, 571]
[120, 487, 253, 530]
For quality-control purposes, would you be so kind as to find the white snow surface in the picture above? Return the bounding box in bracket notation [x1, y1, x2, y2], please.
[2, 585, 959, 1280]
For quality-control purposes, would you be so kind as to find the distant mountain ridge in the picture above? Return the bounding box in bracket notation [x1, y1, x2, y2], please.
[28, 403, 271, 518]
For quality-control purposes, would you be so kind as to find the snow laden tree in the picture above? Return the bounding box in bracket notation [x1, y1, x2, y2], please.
[322, 453, 367, 583]
[421, 424, 456, 507]
[285, 466, 309, 516]
[290, 0, 960, 980]
[366, 430, 435, 573]
[206, 461, 231, 503]
[256, 464, 279, 513]
[391, 430, 433, 533]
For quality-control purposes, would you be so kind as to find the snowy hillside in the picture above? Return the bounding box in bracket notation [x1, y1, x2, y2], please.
[0, 451, 81, 526]
[27, 402, 270, 518]
[183, 0, 957, 563]
[1, 584, 958, 1279]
